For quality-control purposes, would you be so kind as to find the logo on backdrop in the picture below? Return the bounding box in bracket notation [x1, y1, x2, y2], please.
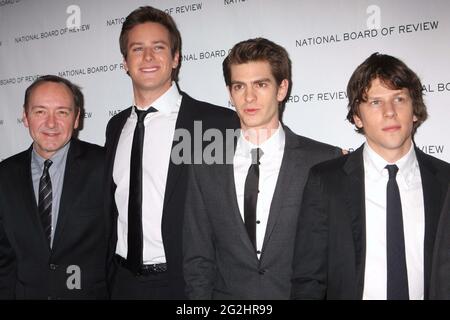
[0, 0, 21, 8]
[108, 108, 124, 118]
[295, 5, 438, 48]
[182, 48, 228, 62]
[106, 17, 125, 27]
[418, 145, 445, 155]
[66, 5, 81, 29]
[164, 3, 203, 15]
[224, 0, 247, 6]
[14, 5, 89, 44]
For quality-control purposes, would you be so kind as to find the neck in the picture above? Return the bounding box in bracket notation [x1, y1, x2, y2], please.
[133, 83, 172, 107]
[242, 123, 280, 145]
[367, 139, 413, 163]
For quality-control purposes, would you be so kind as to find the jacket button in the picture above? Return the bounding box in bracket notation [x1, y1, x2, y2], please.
[259, 269, 267, 275]
[49, 264, 58, 270]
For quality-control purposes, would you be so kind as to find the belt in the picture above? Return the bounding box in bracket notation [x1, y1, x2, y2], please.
[115, 254, 167, 276]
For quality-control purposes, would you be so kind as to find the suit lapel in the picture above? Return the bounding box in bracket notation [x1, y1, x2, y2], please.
[416, 148, 443, 299]
[261, 127, 300, 252]
[343, 145, 366, 299]
[52, 140, 83, 251]
[163, 94, 192, 209]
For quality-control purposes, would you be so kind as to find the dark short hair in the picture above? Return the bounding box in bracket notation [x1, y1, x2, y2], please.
[119, 6, 182, 82]
[346, 52, 427, 135]
[222, 38, 292, 116]
[23, 75, 83, 115]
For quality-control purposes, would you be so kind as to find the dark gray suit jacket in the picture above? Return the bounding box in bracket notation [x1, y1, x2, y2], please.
[183, 126, 341, 299]
[291, 145, 450, 300]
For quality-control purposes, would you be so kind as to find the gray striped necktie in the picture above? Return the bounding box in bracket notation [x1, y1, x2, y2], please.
[38, 159, 53, 245]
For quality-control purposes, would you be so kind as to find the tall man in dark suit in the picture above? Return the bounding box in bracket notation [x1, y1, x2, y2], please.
[183, 38, 342, 299]
[291, 53, 450, 300]
[0, 75, 108, 299]
[105, 6, 238, 299]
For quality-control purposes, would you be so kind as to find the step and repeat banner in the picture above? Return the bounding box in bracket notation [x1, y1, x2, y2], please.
[1, 0, 449, 162]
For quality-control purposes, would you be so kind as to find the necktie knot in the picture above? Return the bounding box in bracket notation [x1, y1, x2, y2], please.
[385, 164, 399, 179]
[135, 106, 157, 123]
[250, 148, 263, 165]
[43, 159, 53, 172]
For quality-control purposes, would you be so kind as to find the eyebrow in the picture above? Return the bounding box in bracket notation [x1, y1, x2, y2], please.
[230, 78, 272, 85]
[128, 40, 169, 48]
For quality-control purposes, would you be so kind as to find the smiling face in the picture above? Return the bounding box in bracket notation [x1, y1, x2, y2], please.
[23, 81, 80, 159]
[228, 60, 288, 135]
[123, 22, 179, 103]
[353, 78, 417, 162]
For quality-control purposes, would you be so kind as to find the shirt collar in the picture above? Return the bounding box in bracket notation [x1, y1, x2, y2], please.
[236, 123, 285, 161]
[32, 141, 70, 172]
[132, 82, 182, 117]
[363, 142, 418, 185]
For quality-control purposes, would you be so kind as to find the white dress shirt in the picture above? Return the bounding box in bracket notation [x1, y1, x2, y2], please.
[362, 142, 425, 300]
[113, 83, 182, 264]
[233, 125, 285, 259]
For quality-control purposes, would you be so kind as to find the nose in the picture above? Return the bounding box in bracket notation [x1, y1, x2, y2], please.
[45, 113, 56, 128]
[383, 101, 396, 118]
[143, 48, 154, 62]
[244, 87, 256, 103]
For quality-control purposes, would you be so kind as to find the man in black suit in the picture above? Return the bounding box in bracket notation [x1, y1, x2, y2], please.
[183, 38, 342, 299]
[0, 75, 108, 299]
[291, 53, 450, 300]
[105, 6, 238, 299]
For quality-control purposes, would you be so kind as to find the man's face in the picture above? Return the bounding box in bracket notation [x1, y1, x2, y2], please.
[228, 60, 288, 134]
[124, 22, 179, 99]
[23, 82, 79, 159]
[353, 77, 417, 162]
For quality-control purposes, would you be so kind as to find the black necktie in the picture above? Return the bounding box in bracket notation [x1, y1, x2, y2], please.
[386, 164, 409, 300]
[244, 148, 263, 250]
[127, 106, 157, 274]
[38, 159, 53, 245]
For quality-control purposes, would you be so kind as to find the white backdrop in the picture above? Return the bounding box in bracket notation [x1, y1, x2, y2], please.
[1, 0, 449, 162]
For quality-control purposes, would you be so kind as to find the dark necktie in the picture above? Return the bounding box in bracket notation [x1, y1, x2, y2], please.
[127, 106, 157, 274]
[386, 164, 409, 300]
[244, 148, 263, 250]
[38, 159, 53, 245]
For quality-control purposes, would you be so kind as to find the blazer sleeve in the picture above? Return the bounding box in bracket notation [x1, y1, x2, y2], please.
[291, 168, 328, 300]
[183, 165, 216, 299]
[0, 211, 16, 299]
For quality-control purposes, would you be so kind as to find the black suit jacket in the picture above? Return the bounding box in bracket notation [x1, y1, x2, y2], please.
[183, 126, 342, 299]
[291, 145, 450, 300]
[0, 139, 108, 299]
[104, 91, 239, 299]
[429, 183, 450, 299]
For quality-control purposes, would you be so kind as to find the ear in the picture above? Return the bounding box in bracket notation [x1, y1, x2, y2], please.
[74, 109, 80, 130]
[227, 86, 235, 108]
[172, 51, 180, 69]
[353, 114, 363, 129]
[23, 110, 29, 128]
[413, 114, 418, 122]
[276, 79, 289, 102]
[123, 58, 128, 72]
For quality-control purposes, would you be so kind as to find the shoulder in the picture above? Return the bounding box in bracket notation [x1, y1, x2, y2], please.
[181, 92, 239, 124]
[71, 139, 105, 159]
[0, 149, 29, 173]
[285, 126, 342, 156]
[416, 148, 450, 176]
